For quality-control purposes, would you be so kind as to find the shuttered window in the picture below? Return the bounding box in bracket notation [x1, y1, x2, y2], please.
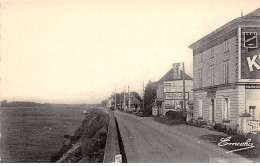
[199, 99, 203, 118]
[224, 61, 229, 84]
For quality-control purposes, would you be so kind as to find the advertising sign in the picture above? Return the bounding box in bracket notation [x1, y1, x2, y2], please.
[164, 86, 176, 92]
[245, 84, 260, 89]
[172, 63, 182, 79]
[239, 26, 260, 81]
[165, 100, 175, 109]
[165, 92, 189, 100]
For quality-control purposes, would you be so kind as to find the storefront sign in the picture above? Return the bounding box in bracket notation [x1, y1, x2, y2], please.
[172, 63, 182, 79]
[164, 86, 176, 92]
[245, 84, 260, 89]
[164, 100, 174, 109]
[165, 92, 189, 100]
[239, 26, 260, 81]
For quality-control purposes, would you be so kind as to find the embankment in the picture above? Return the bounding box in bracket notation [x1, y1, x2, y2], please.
[50, 107, 109, 163]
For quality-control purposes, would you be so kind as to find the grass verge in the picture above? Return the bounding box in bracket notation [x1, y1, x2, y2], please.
[50, 107, 109, 163]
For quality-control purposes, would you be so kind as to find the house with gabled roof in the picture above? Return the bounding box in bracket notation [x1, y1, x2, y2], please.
[155, 65, 193, 116]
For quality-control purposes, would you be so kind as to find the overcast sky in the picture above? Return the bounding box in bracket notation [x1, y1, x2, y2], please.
[0, 0, 259, 104]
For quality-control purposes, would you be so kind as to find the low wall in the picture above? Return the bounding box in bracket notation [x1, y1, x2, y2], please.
[103, 111, 122, 163]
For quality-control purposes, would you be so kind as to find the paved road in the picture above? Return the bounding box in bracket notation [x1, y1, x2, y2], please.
[114, 110, 252, 163]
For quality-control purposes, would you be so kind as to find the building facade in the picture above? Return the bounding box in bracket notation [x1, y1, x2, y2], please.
[189, 8, 260, 132]
[117, 92, 142, 111]
[156, 66, 193, 116]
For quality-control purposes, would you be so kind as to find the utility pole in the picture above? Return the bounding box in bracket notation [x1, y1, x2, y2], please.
[124, 86, 126, 111]
[182, 62, 186, 115]
[115, 87, 116, 110]
[128, 85, 130, 111]
[143, 81, 145, 110]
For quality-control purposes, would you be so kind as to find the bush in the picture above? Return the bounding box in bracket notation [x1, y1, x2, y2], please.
[226, 125, 238, 135]
[213, 123, 227, 132]
[81, 127, 108, 162]
[188, 118, 207, 127]
[154, 116, 186, 126]
[165, 111, 183, 120]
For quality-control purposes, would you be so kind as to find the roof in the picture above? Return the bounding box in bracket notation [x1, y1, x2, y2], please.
[189, 8, 260, 50]
[157, 68, 192, 84]
[117, 93, 142, 104]
[131, 97, 141, 105]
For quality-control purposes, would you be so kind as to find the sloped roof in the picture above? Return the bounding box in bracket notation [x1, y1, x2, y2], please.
[189, 8, 260, 50]
[131, 96, 141, 105]
[243, 8, 260, 19]
[157, 68, 192, 85]
[117, 93, 142, 105]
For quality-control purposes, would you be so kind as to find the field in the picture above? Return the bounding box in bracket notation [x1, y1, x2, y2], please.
[0, 106, 86, 162]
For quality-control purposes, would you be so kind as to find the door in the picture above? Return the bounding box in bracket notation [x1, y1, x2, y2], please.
[211, 99, 215, 122]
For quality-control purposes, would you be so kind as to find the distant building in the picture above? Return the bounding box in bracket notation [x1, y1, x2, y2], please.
[117, 92, 142, 111]
[1, 100, 7, 107]
[189, 8, 260, 132]
[155, 65, 193, 116]
[107, 97, 114, 108]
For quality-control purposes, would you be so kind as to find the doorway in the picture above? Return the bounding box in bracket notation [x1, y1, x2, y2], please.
[211, 98, 215, 122]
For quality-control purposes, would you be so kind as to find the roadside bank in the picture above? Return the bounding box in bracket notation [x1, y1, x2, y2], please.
[50, 107, 109, 163]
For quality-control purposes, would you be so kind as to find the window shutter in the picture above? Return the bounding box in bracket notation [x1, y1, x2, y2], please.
[228, 98, 230, 120]
[222, 98, 225, 119]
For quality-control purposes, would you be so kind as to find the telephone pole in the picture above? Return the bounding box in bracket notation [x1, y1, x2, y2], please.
[143, 81, 145, 110]
[128, 85, 131, 111]
[115, 87, 116, 110]
[182, 62, 186, 114]
[124, 86, 126, 111]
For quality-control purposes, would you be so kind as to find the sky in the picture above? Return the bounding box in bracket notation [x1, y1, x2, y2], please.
[0, 0, 259, 104]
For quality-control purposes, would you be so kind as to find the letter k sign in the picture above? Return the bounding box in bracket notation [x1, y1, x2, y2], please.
[247, 55, 260, 72]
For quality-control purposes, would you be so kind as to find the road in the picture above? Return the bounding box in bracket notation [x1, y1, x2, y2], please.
[114, 110, 252, 163]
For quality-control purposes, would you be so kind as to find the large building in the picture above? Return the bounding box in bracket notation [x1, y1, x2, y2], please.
[156, 64, 193, 116]
[189, 8, 260, 132]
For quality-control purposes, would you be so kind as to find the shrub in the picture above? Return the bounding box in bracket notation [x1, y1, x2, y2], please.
[226, 125, 238, 135]
[165, 111, 183, 120]
[81, 127, 108, 162]
[213, 123, 227, 132]
[188, 118, 207, 127]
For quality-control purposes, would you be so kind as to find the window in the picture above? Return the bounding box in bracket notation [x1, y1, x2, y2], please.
[249, 106, 256, 119]
[198, 53, 203, 63]
[198, 69, 203, 87]
[199, 99, 203, 118]
[224, 40, 229, 52]
[224, 61, 229, 84]
[210, 47, 215, 58]
[209, 65, 215, 86]
[223, 98, 230, 120]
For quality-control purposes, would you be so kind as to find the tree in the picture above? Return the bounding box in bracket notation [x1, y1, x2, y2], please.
[144, 81, 157, 116]
[101, 100, 107, 107]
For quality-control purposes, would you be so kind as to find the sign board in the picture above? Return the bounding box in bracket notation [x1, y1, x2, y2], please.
[165, 100, 175, 109]
[239, 26, 260, 82]
[164, 86, 176, 92]
[245, 84, 260, 89]
[172, 63, 182, 79]
[165, 92, 189, 100]
[165, 100, 174, 105]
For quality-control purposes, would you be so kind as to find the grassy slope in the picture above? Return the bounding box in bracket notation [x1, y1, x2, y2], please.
[50, 107, 109, 163]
